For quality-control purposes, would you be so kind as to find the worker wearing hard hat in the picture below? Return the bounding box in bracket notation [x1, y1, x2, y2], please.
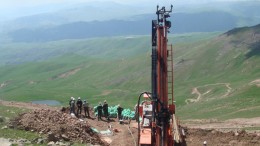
[117, 104, 124, 121]
[76, 97, 83, 117]
[97, 102, 103, 121]
[134, 104, 138, 122]
[103, 100, 109, 120]
[83, 100, 90, 118]
[70, 97, 75, 114]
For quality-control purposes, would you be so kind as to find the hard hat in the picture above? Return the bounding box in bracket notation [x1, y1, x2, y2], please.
[73, 97, 75, 100]
[71, 97, 73, 100]
[203, 141, 207, 145]
[104, 100, 106, 103]
[99, 102, 102, 105]
[78, 97, 81, 99]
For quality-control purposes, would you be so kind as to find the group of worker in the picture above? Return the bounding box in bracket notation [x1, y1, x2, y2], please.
[69, 97, 90, 118]
[69, 97, 124, 121]
[96, 100, 124, 121]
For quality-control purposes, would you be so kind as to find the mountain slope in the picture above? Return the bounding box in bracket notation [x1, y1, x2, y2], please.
[174, 24, 260, 119]
[0, 25, 259, 120]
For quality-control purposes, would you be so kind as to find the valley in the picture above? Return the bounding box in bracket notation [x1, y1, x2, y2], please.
[0, 1, 259, 145]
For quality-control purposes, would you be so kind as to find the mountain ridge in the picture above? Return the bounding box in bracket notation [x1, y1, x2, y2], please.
[9, 11, 238, 42]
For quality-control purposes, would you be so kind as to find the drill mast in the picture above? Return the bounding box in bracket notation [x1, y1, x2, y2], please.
[151, 5, 174, 146]
[138, 5, 184, 146]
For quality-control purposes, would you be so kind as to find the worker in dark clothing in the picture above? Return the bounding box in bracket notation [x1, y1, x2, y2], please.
[69, 97, 73, 114]
[83, 100, 90, 118]
[70, 97, 75, 114]
[134, 104, 139, 122]
[76, 97, 83, 116]
[103, 100, 109, 120]
[97, 102, 103, 121]
[69, 97, 73, 106]
[117, 104, 124, 121]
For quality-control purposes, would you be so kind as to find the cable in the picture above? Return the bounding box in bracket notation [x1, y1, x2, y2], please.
[136, 91, 151, 146]
[126, 123, 137, 146]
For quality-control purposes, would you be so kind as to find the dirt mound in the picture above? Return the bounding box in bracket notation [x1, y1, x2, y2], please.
[185, 128, 260, 146]
[9, 109, 108, 145]
[4, 100, 260, 146]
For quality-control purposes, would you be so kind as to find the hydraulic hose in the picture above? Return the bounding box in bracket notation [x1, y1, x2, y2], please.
[137, 91, 151, 146]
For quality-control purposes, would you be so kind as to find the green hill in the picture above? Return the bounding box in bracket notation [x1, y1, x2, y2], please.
[174, 24, 260, 119]
[0, 25, 259, 120]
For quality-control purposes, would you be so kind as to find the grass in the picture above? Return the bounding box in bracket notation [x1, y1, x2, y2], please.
[0, 29, 259, 120]
[0, 105, 42, 142]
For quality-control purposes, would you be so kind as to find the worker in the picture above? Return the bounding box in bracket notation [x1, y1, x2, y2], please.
[70, 97, 75, 114]
[134, 104, 138, 122]
[69, 97, 73, 113]
[117, 104, 124, 121]
[103, 100, 109, 120]
[76, 97, 83, 116]
[83, 100, 90, 118]
[97, 102, 103, 121]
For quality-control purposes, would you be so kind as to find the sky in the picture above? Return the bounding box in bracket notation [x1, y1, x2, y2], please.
[0, 0, 249, 6]
[0, 0, 254, 21]
[0, 0, 247, 10]
[0, 0, 173, 20]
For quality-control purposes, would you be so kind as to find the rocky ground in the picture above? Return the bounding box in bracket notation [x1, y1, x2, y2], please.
[1, 100, 260, 146]
[9, 109, 108, 145]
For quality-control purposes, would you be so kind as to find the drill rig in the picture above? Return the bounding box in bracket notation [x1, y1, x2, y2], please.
[137, 5, 185, 146]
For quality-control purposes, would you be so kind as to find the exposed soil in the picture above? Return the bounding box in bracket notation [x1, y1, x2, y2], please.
[49, 68, 81, 80]
[183, 118, 260, 146]
[9, 109, 108, 145]
[185, 83, 232, 104]
[1, 101, 260, 146]
[249, 79, 260, 87]
[184, 128, 260, 146]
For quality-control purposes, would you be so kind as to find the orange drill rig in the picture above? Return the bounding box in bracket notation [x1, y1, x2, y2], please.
[137, 5, 185, 146]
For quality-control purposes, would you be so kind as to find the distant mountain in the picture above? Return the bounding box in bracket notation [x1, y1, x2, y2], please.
[0, 1, 150, 32]
[1, 1, 260, 43]
[8, 20, 148, 42]
[9, 11, 239, 42]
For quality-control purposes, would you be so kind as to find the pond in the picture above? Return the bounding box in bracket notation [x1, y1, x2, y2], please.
[32, 100, 61, 106]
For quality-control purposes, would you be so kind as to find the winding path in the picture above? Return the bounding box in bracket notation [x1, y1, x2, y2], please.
[185, 83, 232, 104]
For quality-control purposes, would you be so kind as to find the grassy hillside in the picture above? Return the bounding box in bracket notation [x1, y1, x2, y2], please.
[0, 36, 153, 107]
[174, 24, 260, 119]
[0, 25, 259, 120]
[0, 33, 219, 107]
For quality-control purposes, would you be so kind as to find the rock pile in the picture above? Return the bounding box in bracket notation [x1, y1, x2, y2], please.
[9, 108, 108, 145]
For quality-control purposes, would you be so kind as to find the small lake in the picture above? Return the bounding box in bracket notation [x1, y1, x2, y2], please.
[32, 100, 61, 106]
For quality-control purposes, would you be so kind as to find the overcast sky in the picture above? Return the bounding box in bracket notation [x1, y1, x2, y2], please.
[0, 0, 247, 9]
[0, 0, 169, 19]
[0, 0, 253, 21]
[0, 0, 166, 7]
